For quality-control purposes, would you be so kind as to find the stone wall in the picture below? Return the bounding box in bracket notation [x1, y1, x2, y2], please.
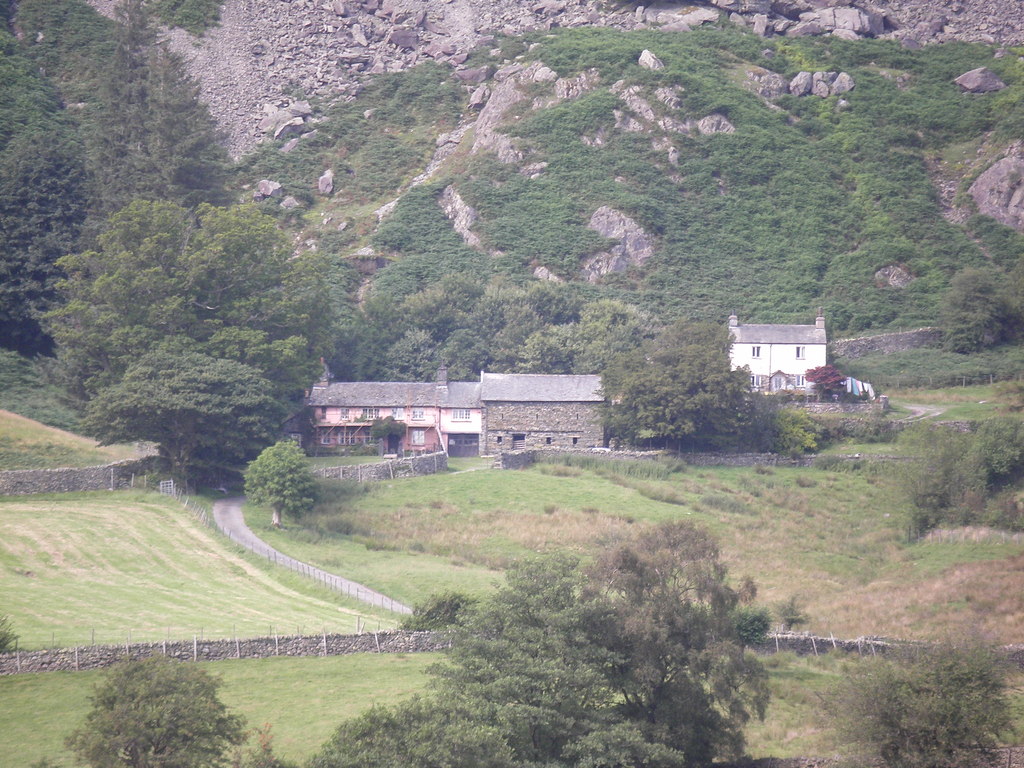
[681, 452, 815, 467]
[833, 327, 942, 360]
[493, 448, 661, 470]
[800, 402, 886, 414]
[481, 401, 603, 455]
[0, 630, 450, 676]
[0, 457, 159, 497]
[312, 451, 447, 481]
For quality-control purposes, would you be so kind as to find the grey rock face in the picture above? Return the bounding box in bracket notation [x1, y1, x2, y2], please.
[439, 185, 483, 249]
[875, 264, 915, 288]
[789, 71, 813, 96]
[638, 49, 664, 70]
[254, 179, 283, 200]
[581, 205, 655, 282]
[954, 67, 1007, 93]
[969, 155, 1024, 231]
[318, 169, 334, 195]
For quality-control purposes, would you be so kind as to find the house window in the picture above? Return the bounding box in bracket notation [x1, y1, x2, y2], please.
[795, 346, 805, 359]
[319, 407, 327, 419]
[452, 408, 471, 421]
[796, 375, 806, 387]
[496, 436, 503, 444]
[751, 345, 761, 358]
[321, 433, 332, 445]
[392, 407, 404, 419]
[411, 408, 425, 421]
[545, 437, 553, 445]
[361, 407, 379, 420]
[410, 429, 426, 446]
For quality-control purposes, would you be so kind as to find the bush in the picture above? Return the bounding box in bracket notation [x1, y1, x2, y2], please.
[402, 591, 479, 631]
[733, 605, 771, 647]
[829, 640, 1012, 768]
[0, 614, 17, 652]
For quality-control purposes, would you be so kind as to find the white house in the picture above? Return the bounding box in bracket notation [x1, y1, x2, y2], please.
[728, 312, 827, 392]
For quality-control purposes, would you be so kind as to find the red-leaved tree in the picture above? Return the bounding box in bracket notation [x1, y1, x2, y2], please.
[805, 364, 846, 399]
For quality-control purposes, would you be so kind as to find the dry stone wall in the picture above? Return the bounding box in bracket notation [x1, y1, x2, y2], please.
[832, 328, 942, 360]
[481, 402, 603, 455]
[0, 458, 159, 497]
[312, 451, 447, 480]
[0, 630, 450, 676]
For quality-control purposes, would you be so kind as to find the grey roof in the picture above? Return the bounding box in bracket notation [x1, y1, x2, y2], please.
[480, 373, 603, 403]
[308, 381, 480, 409]
[730, 324, 826, 345]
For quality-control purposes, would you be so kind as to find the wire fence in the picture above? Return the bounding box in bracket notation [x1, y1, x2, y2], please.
[162, 484, 411, 615]
[869, 372, 1024, 390]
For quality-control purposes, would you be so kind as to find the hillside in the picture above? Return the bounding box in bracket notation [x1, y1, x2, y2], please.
[0, 410, 139, 469]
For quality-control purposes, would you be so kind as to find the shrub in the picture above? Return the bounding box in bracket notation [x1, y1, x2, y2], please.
[0, 614, 17, 652]
[402, 591, 479, 631]
[733, 606, 771, 647]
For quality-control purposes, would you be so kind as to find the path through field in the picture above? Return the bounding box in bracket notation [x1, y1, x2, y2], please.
[212, 497, 412, 614]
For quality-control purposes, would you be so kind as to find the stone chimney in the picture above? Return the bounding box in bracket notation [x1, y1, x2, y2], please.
[815, 308, 825, 330]
[436, 364, 448, 389]
[728, 312, 738, 327]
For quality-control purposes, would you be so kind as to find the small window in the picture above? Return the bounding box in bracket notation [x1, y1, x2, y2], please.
[410, 429, 426, 446]
[751, 345, 761, 358]
[796, 375, 806, 387]
[319, 407, 327, 418]
[452, 408, 472, 421]
[361, 407, 380, 420]
[496, 436, 503, 444]
[392, 407, 404, 419]
[545, 437, 552, 445]
[412, 408, 425, 421]
[320, 434, 332, 445]
[572, 437, 579, 446]
[795, 346, 805, 359]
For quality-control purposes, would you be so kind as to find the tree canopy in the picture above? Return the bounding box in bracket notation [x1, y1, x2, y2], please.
[66, 656, 245, 768]
[602, 320, 750, 449]
[245, 440, 317, 527]
[84, 347, 281, 485]
[313, 522, 768, 768]
[48, 199, 332, 401]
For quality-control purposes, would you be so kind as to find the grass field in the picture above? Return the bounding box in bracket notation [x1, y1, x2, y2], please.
[255, 458, 1024, 643]
[2, 649, 1020, 767]
[0, 410, 140, 470]
[0, 652, 438, 767]
[0, 492, 397, 649]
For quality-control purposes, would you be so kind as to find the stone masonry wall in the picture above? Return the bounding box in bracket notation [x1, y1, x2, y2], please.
[482, 402, 603, 455]
[832, 328, 942, 360]
[800, 402, 886, 414]
[312, 451, 447, 481]
[4, 629, 1020, 676]
[494, 449, 816, 469]
[0, 630, 450, 676]
[0, 457, 159, 497]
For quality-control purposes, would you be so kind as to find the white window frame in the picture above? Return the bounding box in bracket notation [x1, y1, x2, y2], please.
[411, 408, 425, 421]
[796, 375, 806, 387]
[795, 346, 805, 360]
[751, 345, 761, 358]
[392, 407, 404, 419]
[452, 408, 472, 421]
[410, 429, 426, 446]
[361, 407, 380, 420]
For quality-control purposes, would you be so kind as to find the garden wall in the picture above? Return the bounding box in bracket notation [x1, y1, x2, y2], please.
[312, 451, 447, 481]
[0, 457, 159, 497]
[494, 448, 663, 470]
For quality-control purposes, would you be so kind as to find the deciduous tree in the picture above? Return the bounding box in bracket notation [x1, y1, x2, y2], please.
[245, 440, 317, 528]
[66, 656, 245, 768]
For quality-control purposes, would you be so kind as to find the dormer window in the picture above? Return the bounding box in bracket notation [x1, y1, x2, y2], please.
[751, 345, 761, 358]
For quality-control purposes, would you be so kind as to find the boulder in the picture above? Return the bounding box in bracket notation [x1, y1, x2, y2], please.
[455, 66, 490, 83]
[787, 21, 823, 36]
[254, 179, 283, 201]
[639, 49, 664, 70]
[554, 69, 600, 100]
[969, 156, 1024, 231]
[752, 13, 770, 36]
[954, 67, 1007, 93]
[811, 71, 838, 97]
[318, 169, 334, 196]
[468, 85, 490, 109]
[387, 28, 419, 49]
[789, 71, 813, 96]
[832, 71, 856, 94]
[747, 69, 787, 98]
[280, 196, 300, 209]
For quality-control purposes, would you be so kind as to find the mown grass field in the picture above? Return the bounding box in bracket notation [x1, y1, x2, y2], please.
[0, 409, 139, 470]
[0, 652, 438, 767]
[3, 648, 1020, 767]
[0, 491, 397, 649]
[252, 455, 1024, 644]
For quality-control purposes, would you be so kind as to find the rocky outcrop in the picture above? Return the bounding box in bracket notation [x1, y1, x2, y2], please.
[439, 184, 483, 249]
[969, 154, 1024, 232]
[581, 206, 655, 282]
[78, 0, 1024, 158]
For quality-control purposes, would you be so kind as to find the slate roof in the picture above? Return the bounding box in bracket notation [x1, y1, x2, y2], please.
[307, 381, 481, 409]
[480, 373, 603, 403]
[730, 324, 826, 345]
